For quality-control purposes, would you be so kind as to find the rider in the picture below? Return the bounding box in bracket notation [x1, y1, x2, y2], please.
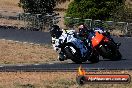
[49, 25, 66, 61]
[49, 25, 62, 39]
[78, 24, 89, 40]
[77, 23, 120, 48]
[77, 24, 93, 48]
[50, 25, 77, 61]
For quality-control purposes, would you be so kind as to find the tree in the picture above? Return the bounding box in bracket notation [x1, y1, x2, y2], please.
[19, 0, 70, 14]
[65, 0, 123, 20]
[19, 0, 56, 14]
[112, 5, 132, 22]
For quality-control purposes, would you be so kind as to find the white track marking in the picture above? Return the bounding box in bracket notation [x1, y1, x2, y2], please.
[48, 63, 54, 64]
[8, 40, 13, 42]
[35, 44, 40, 46]
[29, 43, 34, 45]
[23, 42, 28, 44]
[17, 64, 24, 66]
[15, 41, 19, 43]
[34, 64, 39, 65]
[1, 39, 5, 40]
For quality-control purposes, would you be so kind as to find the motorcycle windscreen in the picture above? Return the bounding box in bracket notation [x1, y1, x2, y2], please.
[91, 32, 104, 47]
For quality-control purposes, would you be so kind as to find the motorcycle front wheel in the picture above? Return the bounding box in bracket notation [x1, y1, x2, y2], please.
[88, 50, 99, 63]
[64, 44, 86, 64]
[110, 49, 122, 61]
[100, 42, 122, 61]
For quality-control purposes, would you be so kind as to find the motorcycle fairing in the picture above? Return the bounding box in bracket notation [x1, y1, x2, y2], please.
[91, 32, 104, 47]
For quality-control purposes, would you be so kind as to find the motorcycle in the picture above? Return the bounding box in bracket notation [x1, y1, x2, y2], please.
[50, 25, 93, 63]
[88, 28, 122, 60]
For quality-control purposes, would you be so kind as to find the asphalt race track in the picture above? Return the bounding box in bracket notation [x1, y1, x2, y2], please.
[0, 28, 132, 71]
[0, 28, 51, 44]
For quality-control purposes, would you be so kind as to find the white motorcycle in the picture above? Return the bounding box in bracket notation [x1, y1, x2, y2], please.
[50, 25, 92, 63]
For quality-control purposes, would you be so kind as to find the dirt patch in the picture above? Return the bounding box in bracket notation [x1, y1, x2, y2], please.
[0, 0, 22, 12]
[0, 40, 58, 64]
[0, 0, 24, 27]
[0, 18, 26, 27]
[110, 29, 125, 36]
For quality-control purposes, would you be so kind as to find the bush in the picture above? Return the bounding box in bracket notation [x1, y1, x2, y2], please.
[19, 0, 56, 14]
[111, 5, 132, 22]
[65, 0, 123, 26]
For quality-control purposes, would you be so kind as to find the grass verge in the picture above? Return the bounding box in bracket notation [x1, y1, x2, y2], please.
[0, 40, 57, 65]
[0, 70, 131, 88]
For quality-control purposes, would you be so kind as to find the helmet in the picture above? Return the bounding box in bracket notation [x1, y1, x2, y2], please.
[49, 25, 61, 38]
[78, 24, 88, 36]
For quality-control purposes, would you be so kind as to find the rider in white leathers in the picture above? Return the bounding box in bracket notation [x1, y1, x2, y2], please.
[50, 25, 90, 62]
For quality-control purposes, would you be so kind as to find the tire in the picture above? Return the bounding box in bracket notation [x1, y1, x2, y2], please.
[64, 43, 85, 64]
[88, 51, 99, 63]
[76, 76, 86, 85]
[110, 50, 122, 61]
[58, 53, 65, 61]
[100, 42, 122, 61]
[99, 45, 110, 58]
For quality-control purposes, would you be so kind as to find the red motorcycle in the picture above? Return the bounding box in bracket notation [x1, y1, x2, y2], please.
[89, 31, 122, 61]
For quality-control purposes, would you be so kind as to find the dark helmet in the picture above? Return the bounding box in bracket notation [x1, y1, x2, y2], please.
[49, 25, 61, 38]
[78, 24, 88, 36]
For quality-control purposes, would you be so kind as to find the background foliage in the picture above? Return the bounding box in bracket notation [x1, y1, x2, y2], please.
[18, 0, 132, 28]
[19, 0, 53, 14]
[65, 0, 123, 20]
[111, 5, 132, 22]
[18, 0, 70, 14]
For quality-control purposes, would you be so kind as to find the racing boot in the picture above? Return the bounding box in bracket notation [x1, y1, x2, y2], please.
[58, 52, 66, 61]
